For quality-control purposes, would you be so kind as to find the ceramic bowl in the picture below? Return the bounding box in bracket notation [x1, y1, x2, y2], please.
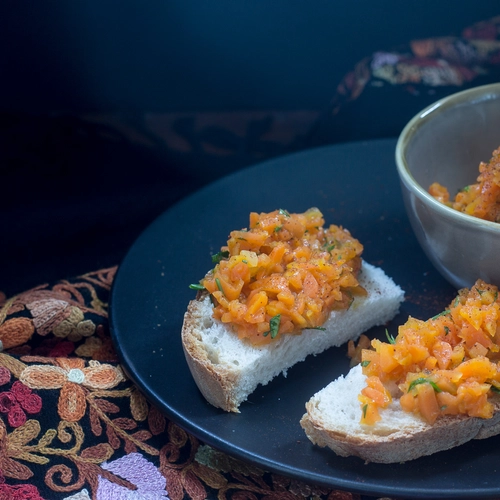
[395, 83, 500, 290]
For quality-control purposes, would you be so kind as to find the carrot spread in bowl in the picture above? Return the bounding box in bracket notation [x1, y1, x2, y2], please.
[195, 208, 366, 345]
[358, 280, 500, 426]
[429, 147, 500, 222]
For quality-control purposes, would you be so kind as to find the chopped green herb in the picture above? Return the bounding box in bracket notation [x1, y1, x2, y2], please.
[491, 385, 500, 393]
[263, 314, 281, 339]
[361, 360, 371, 367]
[274, 225, 283, 232]
[362, 404, 368, 418]
[431, 309, 450, 320]
[385, 329, 396, 344]
[211, 250, 230, 264]
[215, 278, 224, 295]
[453, 296, 460, 307]
[189, 283, 205, 291]
[444, 326, 450, 335]
[242, 259, 248, 264]
[408, 377, 442, 393]
[279, 209, 290, 217]
[326, 244, 335, 252]
[347, 293, 355, 310]
[463, 185, 470, 192]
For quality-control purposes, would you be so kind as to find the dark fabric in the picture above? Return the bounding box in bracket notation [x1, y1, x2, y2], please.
[306, 15, 500, 147]
[2, 16, 500, 298]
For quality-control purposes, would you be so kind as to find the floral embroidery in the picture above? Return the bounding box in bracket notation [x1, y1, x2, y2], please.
[0, 317, 35, 351]
[98, 452, 169, 498]
[52, 306, 96, 342]
[20, 358, 124, 422]
[0, 483, 44, 500]
[0, 380, 42, 428]
[0, 418, 48, 482]
[62, 489, 92, 500]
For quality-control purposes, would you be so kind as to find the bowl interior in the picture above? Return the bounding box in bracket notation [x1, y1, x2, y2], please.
[403, 85, 500, 197]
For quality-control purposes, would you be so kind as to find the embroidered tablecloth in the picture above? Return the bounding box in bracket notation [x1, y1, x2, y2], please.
[0, 266, 393, 500]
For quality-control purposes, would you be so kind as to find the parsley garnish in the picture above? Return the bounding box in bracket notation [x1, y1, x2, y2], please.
[431, 309, 450, 320]
[211, 250, 230, 264]
[408, 377, 442, 393]
[263, 314, 281, 339]
[279, 209, 290, 217]
[362, 404, 368, 418]
[274, 225, 283, 232]
[189, 283, 205, 290]
[361, 360, 370, 367]
[385, 329, 396, 344]
[444, 326, 450, 335]
[215, 278, 224, 295]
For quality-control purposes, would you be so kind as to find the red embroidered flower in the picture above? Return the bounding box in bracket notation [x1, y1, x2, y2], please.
[0, 392, 15, 413]
[0, 382, 42, 428]
[7, 403, 26, 428]
[0, 483, 44, 500]
[0, 367, 10, 386]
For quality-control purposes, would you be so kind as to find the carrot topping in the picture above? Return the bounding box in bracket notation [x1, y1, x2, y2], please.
[359, 279, 500, 425]
[429, 147, 500, 223]
[200, 208, 366, 345]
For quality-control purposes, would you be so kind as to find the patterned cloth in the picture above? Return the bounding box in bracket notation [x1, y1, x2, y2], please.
[0, 267, 370, 500]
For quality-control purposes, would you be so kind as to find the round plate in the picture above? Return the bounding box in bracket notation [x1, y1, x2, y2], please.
[110, 138, 500, 499]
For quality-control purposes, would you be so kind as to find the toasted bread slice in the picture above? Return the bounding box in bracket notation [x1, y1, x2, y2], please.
[181, 261, 404, 412]
[300, 363, 500, 463]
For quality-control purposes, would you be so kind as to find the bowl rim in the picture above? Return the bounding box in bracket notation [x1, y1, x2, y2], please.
[395, 83, 500, 233]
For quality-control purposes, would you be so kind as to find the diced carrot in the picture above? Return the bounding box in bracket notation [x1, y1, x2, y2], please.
[416, 383, 441, 425]
[357, 277, 500, 427]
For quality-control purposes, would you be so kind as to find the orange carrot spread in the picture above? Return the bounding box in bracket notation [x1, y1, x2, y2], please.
[359, 280, 500, 426]
[199, 208, 366, 345]
[429, 147, 500, 222]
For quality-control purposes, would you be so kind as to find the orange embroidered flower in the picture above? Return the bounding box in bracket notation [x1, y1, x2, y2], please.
[0, 317, 35, 350]
[19, 358, 124, 422]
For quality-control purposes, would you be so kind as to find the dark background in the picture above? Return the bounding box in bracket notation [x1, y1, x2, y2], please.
[1, 0, 499, 296]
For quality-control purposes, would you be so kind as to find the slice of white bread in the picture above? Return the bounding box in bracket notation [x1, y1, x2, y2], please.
[181, 261, 404, 412]
[300, 363, 500, 463]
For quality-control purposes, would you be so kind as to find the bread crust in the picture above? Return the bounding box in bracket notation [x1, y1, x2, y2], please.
[300, 379, 500, 463]
[181, 297, 241, 412]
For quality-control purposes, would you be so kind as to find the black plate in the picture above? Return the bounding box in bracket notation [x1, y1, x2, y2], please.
[110, 138, 500, 499]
